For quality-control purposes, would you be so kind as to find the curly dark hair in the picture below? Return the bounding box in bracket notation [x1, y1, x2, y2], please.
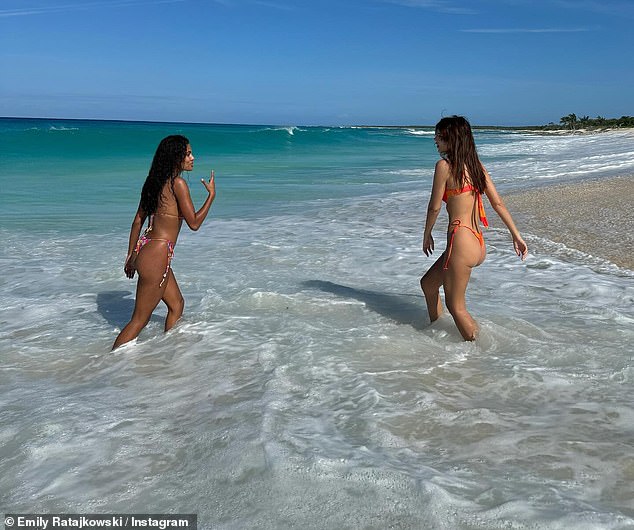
[435, 116, 486, 194]
[140, 135, 190, 215]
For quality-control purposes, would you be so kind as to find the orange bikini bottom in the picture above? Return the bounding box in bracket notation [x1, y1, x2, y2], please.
[443, 220, 484, 270]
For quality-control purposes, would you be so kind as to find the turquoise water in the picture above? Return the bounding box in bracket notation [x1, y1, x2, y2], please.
[1, 119, 436, 228]
[1, 118, 634, 528]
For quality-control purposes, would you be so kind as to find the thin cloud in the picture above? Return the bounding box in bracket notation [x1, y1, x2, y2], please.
[0, 0, 184, 18]
[461, 27, 595, 33]
[382, 0, 477, 15]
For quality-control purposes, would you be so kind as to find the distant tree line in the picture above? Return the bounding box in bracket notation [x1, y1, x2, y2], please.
[455, 115, 634, 132]
[552, 113, 634, 130]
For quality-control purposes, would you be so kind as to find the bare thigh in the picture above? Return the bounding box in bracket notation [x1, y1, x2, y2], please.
[159, 267, 183, 331]
[442, 229, 484, 340]
[131, 241, 171, 320]
[161, 268, 183, 308]
[443, 228, 484, 302]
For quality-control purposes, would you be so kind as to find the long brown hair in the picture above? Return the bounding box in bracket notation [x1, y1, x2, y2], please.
[435, 116, 486, 194]
[140, 135, 189, 215]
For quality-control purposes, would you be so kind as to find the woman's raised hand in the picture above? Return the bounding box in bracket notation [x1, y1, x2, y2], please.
[201, 170, 216, 196]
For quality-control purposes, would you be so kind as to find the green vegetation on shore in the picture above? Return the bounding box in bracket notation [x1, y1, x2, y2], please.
[554, 114, 634, 130]
[473, 114, 634, 131]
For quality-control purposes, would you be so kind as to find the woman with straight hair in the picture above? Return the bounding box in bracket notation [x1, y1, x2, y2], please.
[112, 135, 216, 350]
[421, 116, 528, 340]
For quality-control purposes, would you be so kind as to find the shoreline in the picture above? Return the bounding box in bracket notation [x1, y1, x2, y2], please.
[503, 175, 634, 270]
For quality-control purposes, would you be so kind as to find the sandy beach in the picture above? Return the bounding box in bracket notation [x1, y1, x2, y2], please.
[503, 175, 634, 270]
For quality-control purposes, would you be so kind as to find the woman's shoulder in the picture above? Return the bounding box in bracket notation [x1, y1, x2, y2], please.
[435, 158, 451, 175]
[170, 176, 190, 193]
[434, 158, 452, 180]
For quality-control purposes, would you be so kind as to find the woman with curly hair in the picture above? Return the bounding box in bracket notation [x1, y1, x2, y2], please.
[420, 116, 528, 341]
[112, 135, 216, 350]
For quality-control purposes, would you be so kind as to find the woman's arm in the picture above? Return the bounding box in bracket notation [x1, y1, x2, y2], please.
[124, 204, 147, 278]
[483, 169, 528, 260]
[173, 171, 216, 231]
[423, 159, 449, 256]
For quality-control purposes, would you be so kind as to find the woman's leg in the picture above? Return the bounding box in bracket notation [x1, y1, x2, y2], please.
[112, 243, 168, 350]
[442, 229, 485, 341]
[420, 253, 446, 322]
[161, 268, 184, 331]
[443, 262, 478, 340]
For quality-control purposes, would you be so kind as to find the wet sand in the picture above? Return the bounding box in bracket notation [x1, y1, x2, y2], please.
[501, 176, 633, 270]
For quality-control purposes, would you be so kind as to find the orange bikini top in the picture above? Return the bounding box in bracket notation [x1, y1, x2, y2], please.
[442, 184, 489, 227]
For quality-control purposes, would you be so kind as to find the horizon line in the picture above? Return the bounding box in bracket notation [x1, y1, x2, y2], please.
[0, 115, 553, 129]
[4, 115, 631, 130]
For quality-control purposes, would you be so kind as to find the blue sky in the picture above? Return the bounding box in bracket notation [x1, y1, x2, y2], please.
[1, 0, 633, 125]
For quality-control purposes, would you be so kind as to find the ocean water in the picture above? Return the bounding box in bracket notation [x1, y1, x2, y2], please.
[1, 118, 633, 529]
